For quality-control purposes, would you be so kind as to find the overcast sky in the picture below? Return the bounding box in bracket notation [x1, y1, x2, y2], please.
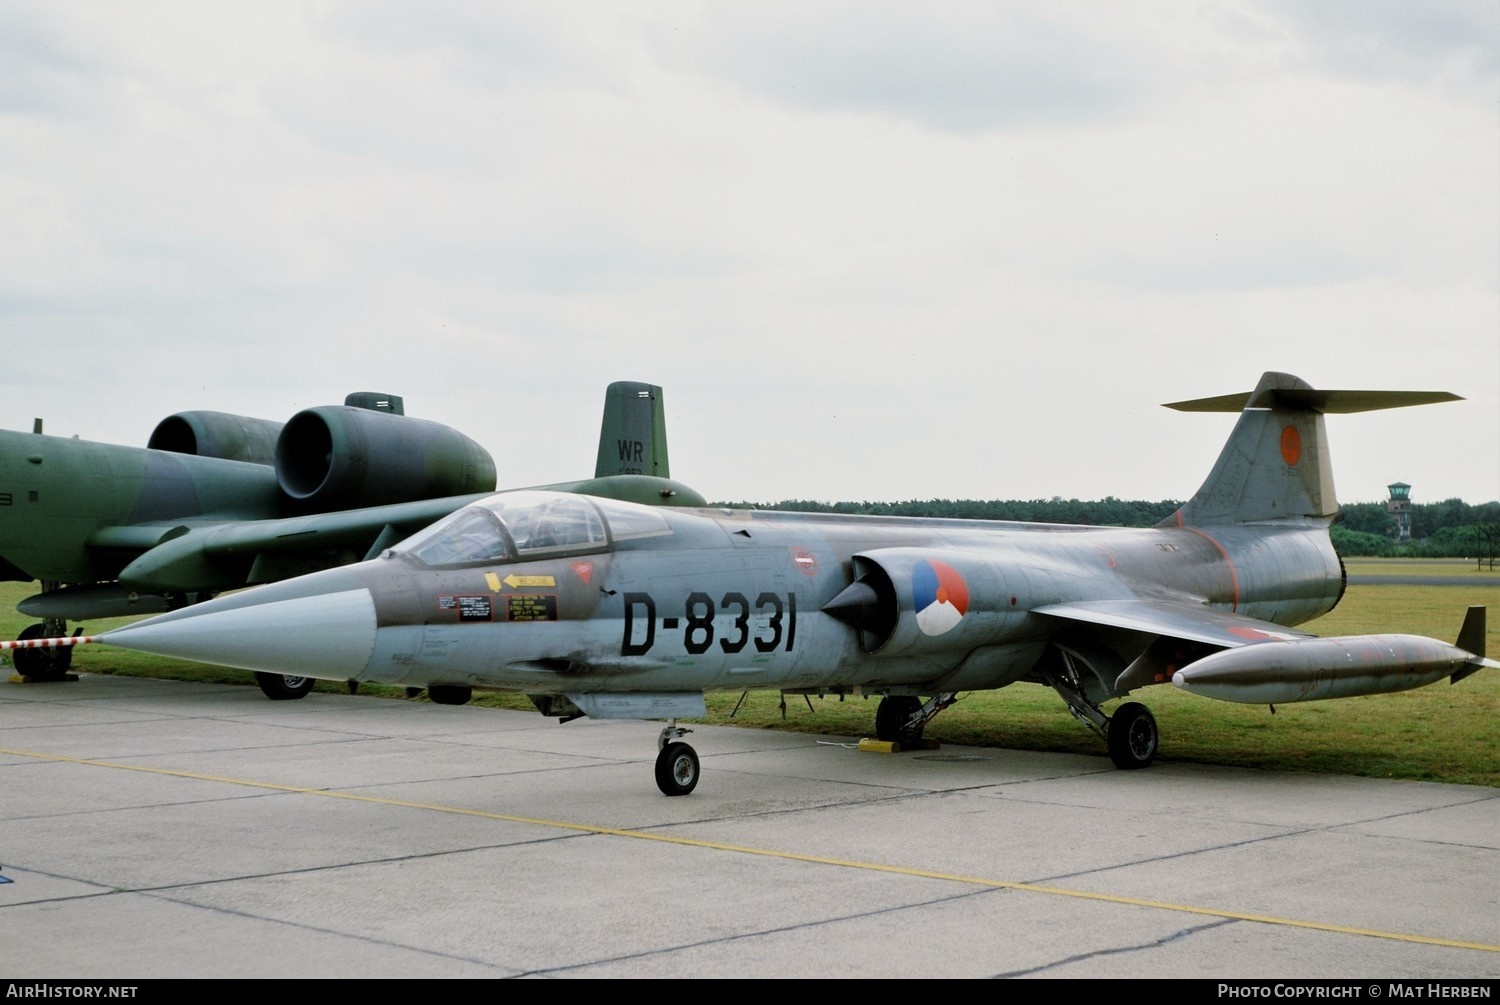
[3, 0, 1496, 508]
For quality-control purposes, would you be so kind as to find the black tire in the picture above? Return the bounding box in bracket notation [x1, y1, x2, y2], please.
[1107, 701, 1158, 769]
[655, 741, 700, 796]
[12, 624, 73, 681]
[428, 684, 473, 706]
[875, 695, 923, 744]
[254, 672, 315, 700]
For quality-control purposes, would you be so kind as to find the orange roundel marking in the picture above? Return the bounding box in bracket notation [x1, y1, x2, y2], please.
[1280, 424, 1302, 467]
[792, 547, 818, 577]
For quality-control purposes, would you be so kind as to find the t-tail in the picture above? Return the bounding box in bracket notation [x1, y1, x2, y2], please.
[1158, 372, 1460, 528]
[594, 381, 671, 479]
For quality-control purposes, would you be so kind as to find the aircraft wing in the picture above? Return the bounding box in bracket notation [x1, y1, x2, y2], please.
[1033, 599, 1314, 647]
[1032, 598, 1317, 692]
[101, 470, 707, 591]
[25, 496, 495, 620]
[106, 494, 496, 594]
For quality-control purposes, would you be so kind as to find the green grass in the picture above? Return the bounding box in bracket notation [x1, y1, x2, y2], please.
[1344, 558, 1500, 577]
[4, 568, 1497, 787]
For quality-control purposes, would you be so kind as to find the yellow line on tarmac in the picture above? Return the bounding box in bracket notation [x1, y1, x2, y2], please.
[6, 745, 1497, 955]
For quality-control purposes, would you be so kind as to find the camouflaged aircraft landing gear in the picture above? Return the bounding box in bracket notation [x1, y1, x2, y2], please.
[1041, 653, 1159, 769]
[254, 672, 315, 700]
[655, 719, 699, 796]
[11, 606, 75, 682]
[11, 623, 75, 681]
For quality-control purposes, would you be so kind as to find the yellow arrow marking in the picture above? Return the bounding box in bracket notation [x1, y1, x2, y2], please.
[503, 574, 555, 588]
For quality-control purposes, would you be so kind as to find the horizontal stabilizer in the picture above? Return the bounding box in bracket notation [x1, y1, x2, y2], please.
[1165, 388, 1462, 414]
[1161, 372, 1461, 528]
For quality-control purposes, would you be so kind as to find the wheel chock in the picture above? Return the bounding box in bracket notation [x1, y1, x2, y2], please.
[857, 737, 941, 753]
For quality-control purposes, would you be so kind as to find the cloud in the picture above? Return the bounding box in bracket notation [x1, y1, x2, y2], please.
[0, 0, 1494, 506]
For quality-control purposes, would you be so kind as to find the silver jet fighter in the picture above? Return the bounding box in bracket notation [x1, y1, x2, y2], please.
[14, 372, 1495, 795]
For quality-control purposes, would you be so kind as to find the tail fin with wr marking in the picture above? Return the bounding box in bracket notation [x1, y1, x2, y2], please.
[595, 381, 671, 479]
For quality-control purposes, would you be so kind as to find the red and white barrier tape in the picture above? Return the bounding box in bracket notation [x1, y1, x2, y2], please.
[0, 636, 101, 650]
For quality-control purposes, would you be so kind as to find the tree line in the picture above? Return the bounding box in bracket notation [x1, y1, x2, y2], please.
[714, 496, 1500, 562]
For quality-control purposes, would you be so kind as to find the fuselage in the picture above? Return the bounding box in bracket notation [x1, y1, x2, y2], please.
[0, 428, 282, 585]
[102, 491, 1346, 700]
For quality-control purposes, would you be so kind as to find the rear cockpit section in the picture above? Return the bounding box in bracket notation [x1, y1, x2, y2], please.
[393, 490, 672, 567]
[503, 494, 607, 553]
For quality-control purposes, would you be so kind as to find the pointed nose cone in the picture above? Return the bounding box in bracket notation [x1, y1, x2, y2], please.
[101, 579, 378, 680]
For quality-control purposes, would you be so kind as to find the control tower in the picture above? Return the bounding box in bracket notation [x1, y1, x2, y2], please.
[1387, 482, 1412, 544]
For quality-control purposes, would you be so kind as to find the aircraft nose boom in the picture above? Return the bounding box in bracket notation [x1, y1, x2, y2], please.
[101, 588, 378, 680]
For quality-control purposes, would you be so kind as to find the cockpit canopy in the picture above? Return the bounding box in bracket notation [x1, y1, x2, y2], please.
[394, 490, 671, 566]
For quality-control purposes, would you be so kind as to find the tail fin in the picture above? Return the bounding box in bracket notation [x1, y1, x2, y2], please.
[1159, 372, 1460, 528]
[594, 381, 671, 479]
[1451, 606, 1499, 684]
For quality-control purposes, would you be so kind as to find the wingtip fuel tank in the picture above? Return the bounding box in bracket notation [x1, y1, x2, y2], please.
[1172, 607, 1498, 704]
[1171, 634, 1477, 704]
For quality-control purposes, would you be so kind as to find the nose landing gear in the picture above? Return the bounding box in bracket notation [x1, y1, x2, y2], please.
[655, 720, 699, 796]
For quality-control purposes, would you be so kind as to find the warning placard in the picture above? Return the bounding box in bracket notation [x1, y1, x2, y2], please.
[506, 595, 558, 622]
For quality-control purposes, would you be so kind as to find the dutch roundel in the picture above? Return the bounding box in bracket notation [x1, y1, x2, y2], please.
[913, 559, 969, 636]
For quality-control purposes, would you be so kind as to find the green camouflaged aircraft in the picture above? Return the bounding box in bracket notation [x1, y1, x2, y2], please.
[0, 381, 703, 693]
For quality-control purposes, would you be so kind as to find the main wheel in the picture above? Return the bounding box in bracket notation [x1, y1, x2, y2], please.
[1107, 701, 1158, 769]
[428, 684, 473, 706]
[12, 624, 73, 681]
[875, 695, 923, 744]
[254, 672, 315, 700]
[655, 741, 700, 796]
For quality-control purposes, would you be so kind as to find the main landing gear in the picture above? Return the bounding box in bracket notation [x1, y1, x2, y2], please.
[874, 692, 958, 748]
[655, 719, 699, 796]
[1041, 657, 1159, 769]
[1105, 701, 1159, 770]
[10, 620, 75, 682]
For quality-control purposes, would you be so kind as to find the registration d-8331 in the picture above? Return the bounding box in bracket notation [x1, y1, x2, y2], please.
[621, 591, 797, 656]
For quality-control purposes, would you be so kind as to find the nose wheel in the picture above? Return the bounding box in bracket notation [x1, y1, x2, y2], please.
[654, 720, 699, 796]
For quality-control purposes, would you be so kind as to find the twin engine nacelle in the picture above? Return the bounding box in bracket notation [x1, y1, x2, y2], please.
[275, 405, 497, 510]
[822, 547, 1027, 656]
[148, 393, 498, 512]
[147, 410, 285, 465]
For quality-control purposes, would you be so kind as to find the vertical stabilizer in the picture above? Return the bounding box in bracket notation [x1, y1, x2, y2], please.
[594, 381, 670, 479]
[1159, 372, 1460, 528]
